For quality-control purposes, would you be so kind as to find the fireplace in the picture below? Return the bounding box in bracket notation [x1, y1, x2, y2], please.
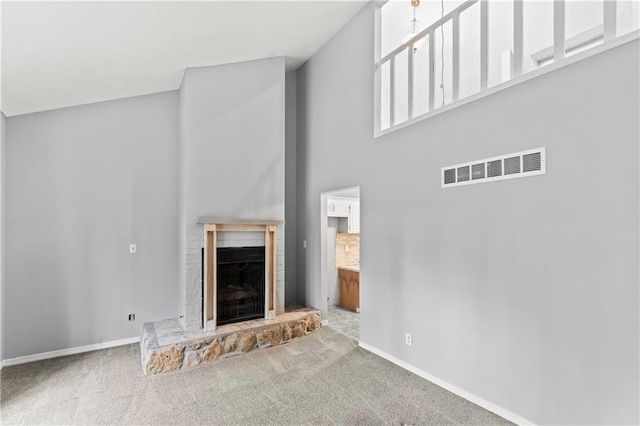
[201, 220, 281, 331]
[216, 246, 265, 325]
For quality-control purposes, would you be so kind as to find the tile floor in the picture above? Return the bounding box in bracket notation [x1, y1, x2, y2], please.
[327, 305, 359, 340]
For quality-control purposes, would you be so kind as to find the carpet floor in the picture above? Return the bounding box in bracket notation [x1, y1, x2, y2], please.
[1, 326, 512, 425]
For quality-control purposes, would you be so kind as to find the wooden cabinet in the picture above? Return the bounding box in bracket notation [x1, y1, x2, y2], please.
[338, 268, 360, 313]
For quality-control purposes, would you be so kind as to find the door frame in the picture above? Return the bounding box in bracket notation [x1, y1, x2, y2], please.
[320, 186, 360, 323]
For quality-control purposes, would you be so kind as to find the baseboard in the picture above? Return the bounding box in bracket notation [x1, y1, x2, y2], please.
[321, 319, 329, 326]
[358, 341, 535, 426]
[1, 337, 140, 368]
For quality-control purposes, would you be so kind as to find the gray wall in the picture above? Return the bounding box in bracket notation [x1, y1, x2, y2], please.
[5, 92, 179, 359]
[0, 112, 5, 361]
[296, 4, 639, 425]
[179, 58, 285, 222]
[296, 72, 308, 307]
[178, 57, 286, 328]
[285, 71, 298, 306]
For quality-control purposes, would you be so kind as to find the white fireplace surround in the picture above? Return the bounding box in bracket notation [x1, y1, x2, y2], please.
[188, 217, 285, 331]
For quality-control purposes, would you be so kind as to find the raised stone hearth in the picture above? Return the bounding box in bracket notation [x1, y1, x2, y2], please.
[140, 308, 321, 375]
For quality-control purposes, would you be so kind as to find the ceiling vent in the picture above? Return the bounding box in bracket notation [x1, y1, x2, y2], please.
[441, 147, 546, 188]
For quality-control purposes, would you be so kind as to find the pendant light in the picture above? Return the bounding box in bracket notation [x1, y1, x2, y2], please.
[401, 0, 428, 53]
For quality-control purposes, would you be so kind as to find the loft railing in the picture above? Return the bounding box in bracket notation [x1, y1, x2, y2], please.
[375, 0, 631, 134]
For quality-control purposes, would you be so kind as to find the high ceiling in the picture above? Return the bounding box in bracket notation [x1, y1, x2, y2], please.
[1, 1, 369, 117]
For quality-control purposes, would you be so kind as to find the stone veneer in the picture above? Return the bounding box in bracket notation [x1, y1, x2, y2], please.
[141, 309, 321, 375]
[184, 223, 285, 331]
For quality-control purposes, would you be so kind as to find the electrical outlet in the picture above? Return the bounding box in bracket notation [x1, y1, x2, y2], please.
[129, 244, 137, 254]
[405, 333, 412, 346]
[303, 240, 307, 249]
[128, 314, 136, 321]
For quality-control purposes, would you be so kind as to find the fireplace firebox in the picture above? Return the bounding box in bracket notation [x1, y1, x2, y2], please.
[216, 246, 265, 325]
[202, 220, 280, 331]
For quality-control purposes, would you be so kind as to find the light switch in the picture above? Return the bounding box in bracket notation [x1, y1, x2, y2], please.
[129, 244, 137, 254]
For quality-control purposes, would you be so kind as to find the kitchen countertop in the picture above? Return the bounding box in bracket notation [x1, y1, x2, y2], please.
[337, 265, 359, 273]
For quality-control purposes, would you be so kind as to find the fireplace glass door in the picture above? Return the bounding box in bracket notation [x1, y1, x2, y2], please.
[216, 246, 265, 325]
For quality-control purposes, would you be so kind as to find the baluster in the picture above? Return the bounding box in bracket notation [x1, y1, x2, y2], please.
[480, 0, 488, 90]
[452, 12, 460, 102]
[554, 0, 565, 61]
[514, 0, 523, 77]
[603, 0, 617, 42]
[408, 46, 414, 119]
[428, 30, 435, 111]
[390, 57, 395, 126]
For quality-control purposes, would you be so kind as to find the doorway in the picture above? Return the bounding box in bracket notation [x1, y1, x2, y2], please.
[320, 186, 360, 341]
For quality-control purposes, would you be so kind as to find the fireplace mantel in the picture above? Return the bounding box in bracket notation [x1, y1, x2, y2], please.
[200, 218, 284, 331]
[197, 217, 284, 226]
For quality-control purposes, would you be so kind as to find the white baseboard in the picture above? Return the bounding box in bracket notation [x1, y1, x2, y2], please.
[358, 341, 535, 426]
[1, 337, 140, 369]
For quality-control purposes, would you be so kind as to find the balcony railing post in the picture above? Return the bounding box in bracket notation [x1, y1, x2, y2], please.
[390, 57, 396, 126]
[554, 0, 566, 61]
[374, 5, 382, 132]
[603, 0, 617, 42]
[452, 12, 460, 102]
[514, 0, 523, 77]
[480, 0, 489, 90]
[428, 30, 435, 111]
[408, 46, 414, 119]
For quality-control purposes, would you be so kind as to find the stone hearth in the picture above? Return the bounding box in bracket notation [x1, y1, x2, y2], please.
[140, 308, 321, 375]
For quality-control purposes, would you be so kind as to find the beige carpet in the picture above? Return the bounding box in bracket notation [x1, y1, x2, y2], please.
[1, 326, 512, 425]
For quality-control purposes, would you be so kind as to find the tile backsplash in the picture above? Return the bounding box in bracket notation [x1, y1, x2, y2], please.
[335, 233, 360, 267]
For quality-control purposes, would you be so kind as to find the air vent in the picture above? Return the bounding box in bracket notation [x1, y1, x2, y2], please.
[523, 152, 542, 172]
[444, 168, 456, 184]
[487, 160, 502, 178]
[441, 147, 546, 188]
[457, 166, 470, 182]
[472, 163, 485, 180]
[504, 156, 521, 175]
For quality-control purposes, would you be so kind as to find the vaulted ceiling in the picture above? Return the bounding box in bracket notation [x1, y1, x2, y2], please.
[1, 1, 368, 116]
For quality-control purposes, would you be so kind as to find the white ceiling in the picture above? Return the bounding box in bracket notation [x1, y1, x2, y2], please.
[1, 1, 368, 117]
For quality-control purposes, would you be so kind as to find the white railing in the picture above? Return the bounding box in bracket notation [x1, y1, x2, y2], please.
[375, 0, 632, 134]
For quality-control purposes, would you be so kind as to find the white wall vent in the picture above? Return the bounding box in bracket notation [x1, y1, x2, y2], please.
[441, 147, 546, 188]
